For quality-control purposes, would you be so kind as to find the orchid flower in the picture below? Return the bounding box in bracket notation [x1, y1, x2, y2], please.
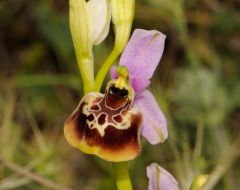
[64, 29, 168, 162]
[147, 163, 179, 190]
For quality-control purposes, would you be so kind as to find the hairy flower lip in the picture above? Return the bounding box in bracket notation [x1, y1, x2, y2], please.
[64, 86, 143, 162]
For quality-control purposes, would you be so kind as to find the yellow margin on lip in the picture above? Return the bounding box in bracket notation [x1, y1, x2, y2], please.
[78, 141, 100, 155]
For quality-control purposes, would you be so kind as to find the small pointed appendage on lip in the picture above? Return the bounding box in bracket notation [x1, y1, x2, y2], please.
[64, 92, 143, 162]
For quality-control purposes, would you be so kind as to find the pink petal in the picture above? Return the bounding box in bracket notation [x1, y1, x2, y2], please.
[131, 78, 151, 93]
[110, 65, 118, 79]
[120, 29, 166, 80]
[133, 90, 168, 144]
[147, 163, 179, 190]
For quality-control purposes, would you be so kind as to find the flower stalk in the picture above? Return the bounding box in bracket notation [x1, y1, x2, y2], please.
[112, 162, 133, 190]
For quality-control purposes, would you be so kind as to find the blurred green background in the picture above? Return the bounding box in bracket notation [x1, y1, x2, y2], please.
[0, 0, 240, 189]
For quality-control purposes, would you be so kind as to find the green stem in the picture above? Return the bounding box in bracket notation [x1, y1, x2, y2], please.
[77, 58, 95, 94]
[193, 121, 204, 158]
[95, 48, 120, 91]
[112, 162, 133, 190]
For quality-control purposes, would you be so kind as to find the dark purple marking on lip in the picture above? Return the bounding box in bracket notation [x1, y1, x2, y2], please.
[113, 115, 123, 123]
[98, 113, 107, 125]
[90, 104, 100, 111]
[87, 114, 94, 121]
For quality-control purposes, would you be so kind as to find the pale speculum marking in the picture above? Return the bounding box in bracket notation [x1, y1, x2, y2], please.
[81, 91, 139, 137]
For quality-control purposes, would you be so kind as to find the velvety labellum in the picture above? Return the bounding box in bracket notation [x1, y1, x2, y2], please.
[64, 80, 142, 162]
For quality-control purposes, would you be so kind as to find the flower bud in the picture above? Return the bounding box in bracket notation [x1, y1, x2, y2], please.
[190, 175, 209, 190]
[87, 0, 111, 45]
[69, 0, 94, 92]
[111, 0, 135, 52]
